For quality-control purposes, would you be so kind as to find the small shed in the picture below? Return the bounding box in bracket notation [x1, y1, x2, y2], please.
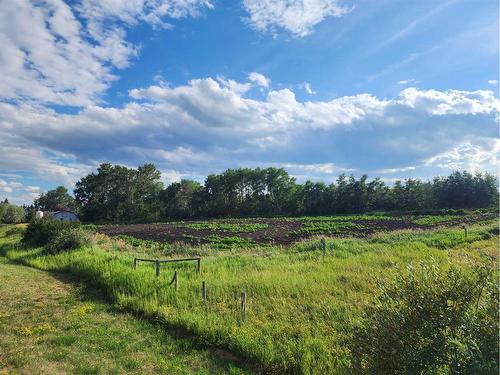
[52, 210, 79, 222]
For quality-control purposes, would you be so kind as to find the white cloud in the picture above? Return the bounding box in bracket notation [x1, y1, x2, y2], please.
[0, 145, 93, 187]
[488, 79, 498, 85]
[217, 76, 252, 94]
[281, 162, 355, 181]
[77, 0, 213, 29]
[397, 79, 418, 85]
[302, 82, 316, 95]
[0, 0, 212, 106]
[0, 178, 42, 205]
[1, 76, 498, 203]
[242, 0, 351, 37]
[161, 170, 184, 185]
[397, 87, 499, 115]
[376, 166, 418, 174]
[424, 140, 499, 172]
[248, 72, 271, 87]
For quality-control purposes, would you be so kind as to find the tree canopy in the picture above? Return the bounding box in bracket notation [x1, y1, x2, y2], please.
[64, 165, 499, 223]
[74, 163, 163, 223]
[34, 186, 76, 212]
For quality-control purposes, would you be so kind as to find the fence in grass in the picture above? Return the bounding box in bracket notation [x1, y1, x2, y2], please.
[133, 256, 247, 315]
[130, 227, 469, 317]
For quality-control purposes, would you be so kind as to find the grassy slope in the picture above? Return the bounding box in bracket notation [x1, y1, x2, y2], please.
[1, 220, 498, 374]
[0, 234, 250, 374]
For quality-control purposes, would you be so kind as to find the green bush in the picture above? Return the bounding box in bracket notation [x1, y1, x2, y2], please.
[45, 227, 90, 254]
[22, 218, 80, 247]
[350, 261, 499, 374]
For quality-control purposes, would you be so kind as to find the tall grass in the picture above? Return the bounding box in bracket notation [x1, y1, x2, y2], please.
[1, 222, 497, 374]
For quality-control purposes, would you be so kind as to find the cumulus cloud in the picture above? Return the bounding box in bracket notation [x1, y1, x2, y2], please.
[242, 0, 351, 37]
[0, 145, 93, 188]
[0, 0, 212, 106]
[0, 74, 498, 202]
[424, 140, 500, 171]
[397, 87, 499, 115]
[488, 79, 498, 85]
[248, 72, 271, 87]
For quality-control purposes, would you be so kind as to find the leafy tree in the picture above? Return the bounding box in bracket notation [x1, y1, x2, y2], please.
[160, 179, 202, 219]
[34, 186, 76, 212]
[2, 204, 25, 223]
[433, 171, 498, 209]
[74, 163, 163, 222]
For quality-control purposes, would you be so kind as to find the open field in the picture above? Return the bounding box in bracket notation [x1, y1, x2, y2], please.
[98, 210, 496, 247]
[1, 216, 498, 374]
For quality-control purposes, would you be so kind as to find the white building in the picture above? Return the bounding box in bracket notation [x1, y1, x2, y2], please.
[52, 210, 79, 222]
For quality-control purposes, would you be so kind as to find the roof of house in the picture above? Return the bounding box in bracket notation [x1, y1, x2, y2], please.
[52, 210, 78, 215]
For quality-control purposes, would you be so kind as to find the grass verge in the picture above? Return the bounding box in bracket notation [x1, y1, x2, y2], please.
[0, 241, 251, 374]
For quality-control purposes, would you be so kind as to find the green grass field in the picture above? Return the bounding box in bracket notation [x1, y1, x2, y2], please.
[0, 230, 251, 375]
[0, 218, 498, 374]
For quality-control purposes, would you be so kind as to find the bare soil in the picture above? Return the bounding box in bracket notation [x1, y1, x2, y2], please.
[98, 213, 496, 246]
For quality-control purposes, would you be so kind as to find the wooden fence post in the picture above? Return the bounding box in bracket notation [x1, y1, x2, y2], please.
[241, 291, 247, 317]
[133, 258, 137, 269]
[174, 270, 178, 290]
[202, 281, 206, 303]
[156, 260, 160, 277]
[197, 258, 201, 274]
[321, 238, 326, 256]
[464, 225, 468, 240]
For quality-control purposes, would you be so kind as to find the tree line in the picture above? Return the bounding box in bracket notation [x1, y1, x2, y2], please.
[28, 163, 498, 223]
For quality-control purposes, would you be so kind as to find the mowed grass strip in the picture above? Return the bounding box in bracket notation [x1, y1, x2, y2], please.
[1, 221, 498, 374]
[0, 257, 251, 374]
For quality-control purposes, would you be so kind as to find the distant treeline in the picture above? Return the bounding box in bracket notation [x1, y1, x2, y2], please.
[28, 163, 498, 223]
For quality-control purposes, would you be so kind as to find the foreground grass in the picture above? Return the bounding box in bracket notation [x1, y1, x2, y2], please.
[0, 248, 250, 374]
[1, 221, 498, 374]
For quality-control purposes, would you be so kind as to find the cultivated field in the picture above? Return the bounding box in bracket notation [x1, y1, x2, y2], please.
[98, 210, 495, 247]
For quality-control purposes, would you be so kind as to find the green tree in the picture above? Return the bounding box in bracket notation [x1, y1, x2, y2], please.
[161, 179, 202, 219]
[34, 186, 76, 212]
[2, 204, 25, 223]
[74, 163, 163, 222]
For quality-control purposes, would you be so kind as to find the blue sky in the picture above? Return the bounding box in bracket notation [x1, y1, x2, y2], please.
[0, 0, 498, 204]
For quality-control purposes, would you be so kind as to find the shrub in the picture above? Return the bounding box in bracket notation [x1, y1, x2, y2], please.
[45, 227, 90, 254]
[22, 218, 79, 247]
[350, 261, 499, 374]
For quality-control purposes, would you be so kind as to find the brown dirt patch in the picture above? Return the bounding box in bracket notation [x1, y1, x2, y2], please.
[98, 213, 496, 247]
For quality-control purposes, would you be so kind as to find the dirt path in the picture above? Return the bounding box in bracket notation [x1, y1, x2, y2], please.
[0, 258, 252, 375]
